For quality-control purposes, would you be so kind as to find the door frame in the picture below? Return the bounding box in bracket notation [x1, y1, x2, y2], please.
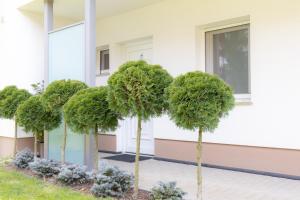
[117, 37, 155, 155]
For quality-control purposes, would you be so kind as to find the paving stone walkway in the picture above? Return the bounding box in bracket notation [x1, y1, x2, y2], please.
[101, 153, 300, 200]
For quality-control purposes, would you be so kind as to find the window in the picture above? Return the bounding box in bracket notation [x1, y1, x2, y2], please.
[206, 24, 250, 97]
[97, 49, 109, 75]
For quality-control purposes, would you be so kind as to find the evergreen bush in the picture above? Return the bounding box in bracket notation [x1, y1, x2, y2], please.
[64, 87, 120, 171]
[57, 165, 93, 185]
[29, 158, 61, 178]
[13, 148, 34, 169]
[107, 60, 172, 197]
[91, 166, 133, 198]
[42, 79, 87, 164]
[150, 182, 186, 200]
[167, 71, 234, 199]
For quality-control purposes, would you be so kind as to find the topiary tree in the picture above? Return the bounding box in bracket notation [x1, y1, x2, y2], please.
[0, 86, 31, 156]
[42, 80, 87, 164]
[64, 87, 120, 171]
[107, 60, 173, 198]
[16, 95, 61, 159]
[166, 71, 235, 200]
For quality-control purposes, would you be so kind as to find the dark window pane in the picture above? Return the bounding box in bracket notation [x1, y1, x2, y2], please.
[211, 27, 249, 94]
[100, 49, 109, 72]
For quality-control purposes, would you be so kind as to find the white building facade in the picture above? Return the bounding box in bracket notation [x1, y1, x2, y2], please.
[0, 0, 300, 178]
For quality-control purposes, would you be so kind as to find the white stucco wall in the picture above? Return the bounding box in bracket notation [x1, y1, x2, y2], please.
[95, 0, 300, 150]
[0, 1, 75, 138]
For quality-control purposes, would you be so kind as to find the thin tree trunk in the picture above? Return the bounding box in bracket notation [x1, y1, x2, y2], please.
[34, 133, 38, 161]
[61, 120, 67, 164]
[94, 124, 99, 172]
[133, 116, 142, 200]
[197, 129, 203, 200]
[13, 119, 18, 157]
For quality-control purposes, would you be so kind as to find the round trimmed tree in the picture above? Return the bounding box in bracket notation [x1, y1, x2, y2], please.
[0, 86, 31, 156]
[167, 71, 235, 200]
[107, 60, 173, 198]
[64, 87, 120, 171]
[42, 80, 87, 164]
[16, 95, 61, 159]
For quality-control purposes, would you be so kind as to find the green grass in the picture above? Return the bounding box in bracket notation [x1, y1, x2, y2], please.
[0, 167, 108, 200]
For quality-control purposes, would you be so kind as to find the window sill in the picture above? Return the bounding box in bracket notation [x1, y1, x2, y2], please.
[96, 72, 110, 77]
[235, 94, 252, 105]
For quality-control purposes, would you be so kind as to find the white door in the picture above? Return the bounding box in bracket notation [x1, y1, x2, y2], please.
[124, 39, 154, 155]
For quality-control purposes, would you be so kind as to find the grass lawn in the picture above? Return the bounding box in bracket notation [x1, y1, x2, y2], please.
[0, 167, 108, 200]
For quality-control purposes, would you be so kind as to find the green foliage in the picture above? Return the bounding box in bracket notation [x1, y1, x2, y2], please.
[107, 60, 173, 120]
[0, 86, 31, 119]
[167, 71, 235, 131]
[64, 87, 120, 133]
[16, 95, 61, 135]
[0, 86, 18, 100]
[42, 80, 88, 110]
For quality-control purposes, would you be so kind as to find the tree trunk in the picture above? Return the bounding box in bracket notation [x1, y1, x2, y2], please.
[13, 120, 18, 157]
[34, 133, 38, 161]
[133, 116, 142, 200]
[61, 120, 67, 164]
[196, 129, 203, 200]
[94, 124, 99, 172]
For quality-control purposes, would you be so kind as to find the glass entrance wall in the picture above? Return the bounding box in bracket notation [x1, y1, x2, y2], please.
[48, 23, 85, 165]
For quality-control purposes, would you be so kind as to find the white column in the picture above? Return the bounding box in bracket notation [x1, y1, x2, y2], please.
[44, 0, 53, 86]
[43, 0, 53, 159]
[84, 0, 96, 170]
[85, 0, 96, 87]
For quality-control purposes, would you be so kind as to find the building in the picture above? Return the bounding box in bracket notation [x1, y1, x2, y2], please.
[0, 0, 299, 178]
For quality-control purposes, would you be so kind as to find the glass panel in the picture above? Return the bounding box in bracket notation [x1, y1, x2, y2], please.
[48, 23, 85, 165]
[103, 53, 109, 70]
[100, 50, 109, 71]
[212, 27, 249, 94]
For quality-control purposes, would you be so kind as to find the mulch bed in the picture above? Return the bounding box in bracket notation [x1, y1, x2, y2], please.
[4, 163, 151, 200]
[121, 189, 151, 200]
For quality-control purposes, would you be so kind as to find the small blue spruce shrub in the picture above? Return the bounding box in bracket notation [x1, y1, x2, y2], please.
[57, 165, 93, 185]
[91, 166, 133, 198]
[29, 158, 60, 178]
[13, 148, 34, 169]
[150, 182, 186, 200]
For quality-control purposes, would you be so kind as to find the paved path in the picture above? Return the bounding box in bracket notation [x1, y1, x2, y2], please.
[100, 153, 300, 200]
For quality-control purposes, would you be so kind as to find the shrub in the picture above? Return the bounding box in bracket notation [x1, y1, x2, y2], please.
[42, 80, 88, 111]
[29, 158, 61, 178]
[42, 79, 87, 164]
[91, 166, 133, 198]
[16, 95, 61, 158]
[0, 86, 31, 156]
[13, 148, 34, 169]
[107, 60, 173, 197]
[167, 71, 234, 199]
[57, 165, 93, 185]
[63, 87, 120, 171]
[0, 86, 31, 119]
[150, 182, 186, 200]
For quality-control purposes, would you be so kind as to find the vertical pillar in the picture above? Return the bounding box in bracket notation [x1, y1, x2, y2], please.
[43, 0, 53, 159]
[84, 0, 96, 170]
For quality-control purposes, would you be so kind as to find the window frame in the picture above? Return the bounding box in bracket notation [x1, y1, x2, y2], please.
[205, 24, 251, 101]
[96, 47, 110, 76]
